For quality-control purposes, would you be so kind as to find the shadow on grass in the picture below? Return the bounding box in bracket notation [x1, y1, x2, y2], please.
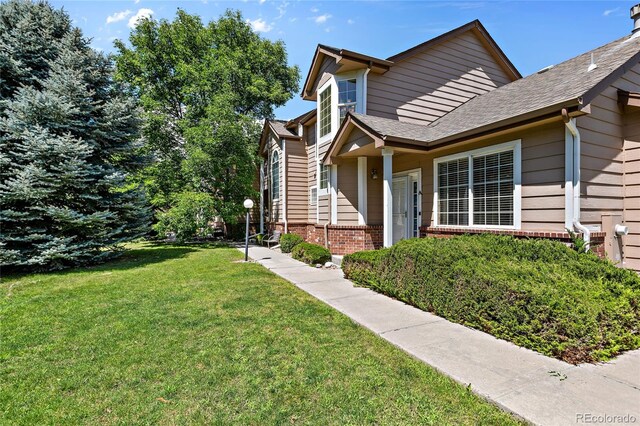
[2, 241, 229, 281]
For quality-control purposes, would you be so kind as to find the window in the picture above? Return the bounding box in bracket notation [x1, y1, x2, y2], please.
[437, 158, 469, 226]
[271, 151, 280, 200]
[435, 142, 520, 228]
[338, 78, 357, 123]
[473, 151, 514, 226]
[319, 164, 329, 191]
[319, 86, 332, 137]
[309, 186, 317, 206]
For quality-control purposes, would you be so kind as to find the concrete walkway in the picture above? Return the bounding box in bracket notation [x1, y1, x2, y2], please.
[240, 245, 640, 425]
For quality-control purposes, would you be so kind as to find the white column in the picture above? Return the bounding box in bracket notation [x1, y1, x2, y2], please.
[330, 165, 338, 224]
[357, 157, 368, 225]
[259, 158, 265, 234]
[382, 148, 394, 247]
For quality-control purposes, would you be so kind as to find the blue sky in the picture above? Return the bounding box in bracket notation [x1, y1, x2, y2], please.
[54, 0, 635, 119]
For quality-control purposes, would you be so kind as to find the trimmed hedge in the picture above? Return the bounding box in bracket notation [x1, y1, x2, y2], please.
[342, 234, 640, 364]
[280, 233, 303, 253]
[292, 242, 331, 265]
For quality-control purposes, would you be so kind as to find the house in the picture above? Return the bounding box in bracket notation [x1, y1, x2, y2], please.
[258, 7, 640, 272]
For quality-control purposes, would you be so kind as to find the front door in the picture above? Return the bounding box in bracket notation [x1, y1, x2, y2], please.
[392, 176, 408, 244]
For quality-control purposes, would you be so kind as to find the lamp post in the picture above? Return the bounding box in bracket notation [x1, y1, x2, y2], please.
[243, 198, 254, 262]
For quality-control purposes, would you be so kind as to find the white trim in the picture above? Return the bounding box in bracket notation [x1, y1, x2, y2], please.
[271, 148, 280, 201]
[393, 168, 422, 237]
[317, 79, 335, 146]
[259, 158, 265, 234]
[564, 126, 574, 229]
[309, 185, 318, 206]
[317, 162, 329, 196]
[330, 164, 338, 224]
[282, 139, 287, 233]
[382, 148, 394, 247]
[433, 140, 522, 230]
[357, 157, 367, 225]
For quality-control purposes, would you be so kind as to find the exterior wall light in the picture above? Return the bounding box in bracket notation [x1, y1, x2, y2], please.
[370, 168, 378, 180]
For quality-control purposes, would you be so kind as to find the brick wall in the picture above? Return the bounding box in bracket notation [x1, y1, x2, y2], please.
[269, 222, 383, 255]
[421, 226, 606, 259]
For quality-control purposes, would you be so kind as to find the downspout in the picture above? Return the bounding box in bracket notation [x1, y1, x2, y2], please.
[363, 66, 371, 114]
[563, 110, 590, 249]
[282, 139, 288, 234]
[324, 161, 331, 249]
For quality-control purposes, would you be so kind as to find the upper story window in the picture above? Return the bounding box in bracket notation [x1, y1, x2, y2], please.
[434, 141, 521, 229]
[319, 164, 329, 191]
[338, 78, 357, 123]
[319, 86, 332, 137]
[271, 150, 280, 200]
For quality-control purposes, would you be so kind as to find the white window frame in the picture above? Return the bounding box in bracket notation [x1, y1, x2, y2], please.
[318, 161, 329, 196]
[317, 81, 334, 145]
[337, 77, 357, 124]
[309, 185, 317, 206]
[271, 149, 280, 201]
[433, 140, 521, 230]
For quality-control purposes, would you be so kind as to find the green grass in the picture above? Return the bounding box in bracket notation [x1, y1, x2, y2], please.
[1, 243, 522, 425]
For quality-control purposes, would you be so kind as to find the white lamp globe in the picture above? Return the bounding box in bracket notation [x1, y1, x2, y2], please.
[244, 199, 254, 209]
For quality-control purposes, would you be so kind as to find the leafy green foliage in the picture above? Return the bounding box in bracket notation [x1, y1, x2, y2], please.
[0, 244, 521, 425]
[292, 242, 331, 265]
[0, 0, 150, 271]
[280, 233, 303, 253]
[153, 192, 216, 242]
[343, 235, 640, 363]
[114, 9, 300, 225]
[567, 229, 588, 253]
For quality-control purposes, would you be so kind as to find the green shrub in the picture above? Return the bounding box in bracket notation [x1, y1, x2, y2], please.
[280, 233, 304, 253]
[343, 234, 640, 364]
[154, 192, 216, 242]
[292, 242, 331, 265]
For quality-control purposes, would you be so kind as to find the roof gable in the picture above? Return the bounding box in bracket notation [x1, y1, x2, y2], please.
[388, 20, 521, 82]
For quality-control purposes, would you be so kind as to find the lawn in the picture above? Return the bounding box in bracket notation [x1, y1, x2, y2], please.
[0, 243, 521, 425]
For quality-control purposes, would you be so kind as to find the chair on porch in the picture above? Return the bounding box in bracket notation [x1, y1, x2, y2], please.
[264, 230, 281, 248]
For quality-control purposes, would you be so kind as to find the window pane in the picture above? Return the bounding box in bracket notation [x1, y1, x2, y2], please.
[271, 152, 280, 199]
[472, 150, 514, 226]
[319, 86, 332, 137]
[320, 165, 329, 190]
[437, 157, 468, 226]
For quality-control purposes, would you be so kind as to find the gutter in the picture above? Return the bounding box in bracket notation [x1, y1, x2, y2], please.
[563, 109, 590, 249]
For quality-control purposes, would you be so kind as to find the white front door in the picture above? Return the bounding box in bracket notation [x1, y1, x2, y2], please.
[392, 176, 408, 244]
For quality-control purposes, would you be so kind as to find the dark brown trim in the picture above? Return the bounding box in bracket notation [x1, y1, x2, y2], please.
[618, 90, 640, 109]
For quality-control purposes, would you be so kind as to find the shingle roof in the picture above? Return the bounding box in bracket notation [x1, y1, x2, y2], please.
[268, 120, 299, 139]
[347, 33, 640, 148]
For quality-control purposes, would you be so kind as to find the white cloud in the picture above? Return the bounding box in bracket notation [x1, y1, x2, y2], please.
[347, 18, 355, 24]
[134, 0, 140, 3]
[128, 8, 154, 28]
[310, 7, 319, 12]
[275, 1, 288, 20]
[289, 17, 297, 23]
[603, 7, 619, 16]
[106, 10, 132, 24]
[259, 0, 266, 4]
[314, 14, 331, 24]
[247, 18, 273, 32]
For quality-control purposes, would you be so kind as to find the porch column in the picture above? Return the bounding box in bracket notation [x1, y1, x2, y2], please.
[382, 148, 394, 247]
[357, 157, 367, 225]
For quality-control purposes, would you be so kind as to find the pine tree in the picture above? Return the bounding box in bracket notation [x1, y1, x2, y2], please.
[0, 0, 151, 271]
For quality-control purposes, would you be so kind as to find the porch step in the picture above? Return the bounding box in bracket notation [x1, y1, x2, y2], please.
[331, 255, 343, 267]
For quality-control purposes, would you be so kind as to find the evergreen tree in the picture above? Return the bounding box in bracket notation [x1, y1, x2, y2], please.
[0, 0, 151, 271]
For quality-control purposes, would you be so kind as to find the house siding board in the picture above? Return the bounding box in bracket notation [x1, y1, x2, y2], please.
[286, 140, 308, 223]
[306, 122, 317, 223]
[624, 108, 640, 270]
[577, 64, 640, 233]
[367, 32, 512, 125]
[337, 158, 359, 225]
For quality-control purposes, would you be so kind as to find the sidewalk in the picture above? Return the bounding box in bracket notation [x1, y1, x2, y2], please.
[240, 245, 640, 426]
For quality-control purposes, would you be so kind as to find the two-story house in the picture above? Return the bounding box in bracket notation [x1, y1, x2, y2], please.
[258, 11, 640, 272]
